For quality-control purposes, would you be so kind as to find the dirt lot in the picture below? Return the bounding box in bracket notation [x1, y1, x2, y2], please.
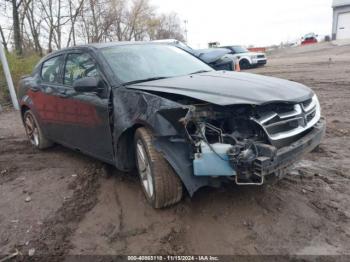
[1, 42, 350, 260]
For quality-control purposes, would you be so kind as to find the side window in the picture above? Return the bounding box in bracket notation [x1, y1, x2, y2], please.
[41, 55, 64, 84]
[64, 53, 99, 86]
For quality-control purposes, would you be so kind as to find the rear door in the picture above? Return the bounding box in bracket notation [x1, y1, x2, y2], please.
[30, 54, 65, 136]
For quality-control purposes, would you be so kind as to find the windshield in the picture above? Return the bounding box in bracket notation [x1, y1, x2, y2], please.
[177, 41, 193, 51]
[101, 44, 213, 84]
[232, 46, 249, 53]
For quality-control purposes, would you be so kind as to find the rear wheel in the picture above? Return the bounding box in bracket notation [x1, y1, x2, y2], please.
[134, 127, 183, 208]
[23, 110, 53, 149]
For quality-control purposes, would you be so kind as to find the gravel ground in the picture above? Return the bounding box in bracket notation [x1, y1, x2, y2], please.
[0, 42, 350, 260]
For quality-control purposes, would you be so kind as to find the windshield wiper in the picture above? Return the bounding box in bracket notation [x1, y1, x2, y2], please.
[189, 70, 212, 75]
[122, 76, 170, 86]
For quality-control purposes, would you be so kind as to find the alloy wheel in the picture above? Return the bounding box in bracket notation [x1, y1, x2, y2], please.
[136, 140, 154, 199]
[24, 113, 39, 147]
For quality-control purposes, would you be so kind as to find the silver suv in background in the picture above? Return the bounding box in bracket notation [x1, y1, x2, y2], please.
[220, 45, 267, 69]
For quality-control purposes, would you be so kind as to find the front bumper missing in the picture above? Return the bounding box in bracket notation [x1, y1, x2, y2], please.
[192, 119, 326, 185]
[155, 119, 326, 195]
[253, 118, 326, 179]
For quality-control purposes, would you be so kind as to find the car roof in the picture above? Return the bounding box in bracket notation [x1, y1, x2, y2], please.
[151, 39, 178, 43]
[79, 41, 154, 49]
[53, 41, 156, 53]
[44, 41, 161, 56]
[35, 41, 162, 70]
[41, 41, 171, 62]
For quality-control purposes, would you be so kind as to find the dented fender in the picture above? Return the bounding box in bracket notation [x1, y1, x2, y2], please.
[111, 88, 189, 168]
[111, 87, 217, 194]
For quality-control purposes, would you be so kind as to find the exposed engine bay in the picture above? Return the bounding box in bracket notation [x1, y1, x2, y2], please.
[178, 95, 321, 185]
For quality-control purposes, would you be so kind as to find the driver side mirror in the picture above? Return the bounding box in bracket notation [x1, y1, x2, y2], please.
[73, 77, 99, 92]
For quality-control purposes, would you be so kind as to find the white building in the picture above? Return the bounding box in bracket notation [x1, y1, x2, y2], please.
[332, 0, 350, 40]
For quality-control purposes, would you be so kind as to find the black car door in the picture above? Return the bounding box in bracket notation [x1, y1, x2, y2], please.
[50, 51, 114, 163]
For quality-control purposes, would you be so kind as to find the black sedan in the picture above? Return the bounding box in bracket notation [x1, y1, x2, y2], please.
[18, 42, 325, 208]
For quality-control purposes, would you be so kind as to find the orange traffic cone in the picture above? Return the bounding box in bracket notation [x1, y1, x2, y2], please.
[235, 59, 241, 72]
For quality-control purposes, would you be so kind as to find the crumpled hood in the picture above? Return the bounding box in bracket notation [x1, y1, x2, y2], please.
[126, 71, 313, 106]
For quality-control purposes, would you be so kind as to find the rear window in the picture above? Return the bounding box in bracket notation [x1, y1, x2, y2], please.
[41, 55, 64, 84]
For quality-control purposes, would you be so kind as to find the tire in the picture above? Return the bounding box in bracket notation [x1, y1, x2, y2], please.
[23, 110, 53, 149]
[239, 59, 251, 70]
[134, 127, 183, 208]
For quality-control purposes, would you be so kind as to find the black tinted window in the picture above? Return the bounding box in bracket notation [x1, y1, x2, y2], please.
[41, 55, 64, 84]
[64, 53, 99, 86]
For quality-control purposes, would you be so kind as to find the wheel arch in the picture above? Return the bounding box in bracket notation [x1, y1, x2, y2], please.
[20, 104, 31, 121]
[239, 55, 252, 63]
[115, 122, 155, 171]
[115, 121, 211, 197]
[239, 57, 251, 64]
[239, 58, 251, 69]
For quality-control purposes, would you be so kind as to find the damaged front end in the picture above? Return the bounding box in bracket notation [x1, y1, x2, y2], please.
[156, 95, 325, 194]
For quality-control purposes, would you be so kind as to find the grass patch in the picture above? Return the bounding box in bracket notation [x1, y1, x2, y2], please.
[0, 52, 41, 105]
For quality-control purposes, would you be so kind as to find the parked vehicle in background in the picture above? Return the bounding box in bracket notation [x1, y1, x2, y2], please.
[220, 45, 267, 69]
[196, 47, 235, 71]
[301, 33, 318, 45]
[153, 39, 234, 71]
[18, 42, 325, 209]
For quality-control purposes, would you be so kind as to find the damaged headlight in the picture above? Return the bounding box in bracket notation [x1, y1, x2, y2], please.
[313, 94, 321, 116]
[303, 94, 321, 125]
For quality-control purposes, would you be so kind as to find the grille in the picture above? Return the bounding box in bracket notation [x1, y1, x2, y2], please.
[306, 110, 316, 122]
[251, 95, 320, 143]
[302, 98, 312, 109]
[257, 55, 265, 59]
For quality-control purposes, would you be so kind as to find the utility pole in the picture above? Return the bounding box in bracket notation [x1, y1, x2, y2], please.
[184, 20, 188, 43]
[0, 41, 19, 110]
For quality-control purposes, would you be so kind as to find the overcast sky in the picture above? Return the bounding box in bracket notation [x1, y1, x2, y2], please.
[151, 0, 333, 48]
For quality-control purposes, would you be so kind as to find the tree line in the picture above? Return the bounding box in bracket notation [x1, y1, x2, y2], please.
[0, 0, 185, 56]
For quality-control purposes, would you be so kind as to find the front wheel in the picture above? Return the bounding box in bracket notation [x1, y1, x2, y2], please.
[239, 59, 251, 69]
[23, 110, 53, 149]
[134, 127, 183, 208]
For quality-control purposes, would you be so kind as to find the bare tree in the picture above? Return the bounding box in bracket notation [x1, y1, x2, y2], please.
[39, 0, 55, 52]
[126, 0, 155, 41]
[39, 0, 71, 51]
[111, 0, 128, 41]
[66, 0, 85, 47]
[23, 0, 43, 55]
[153, 12, 185, 41]
[1, 0, 185, 54]
[6, 0, 24, 55]
[77, 0, 118, 43]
